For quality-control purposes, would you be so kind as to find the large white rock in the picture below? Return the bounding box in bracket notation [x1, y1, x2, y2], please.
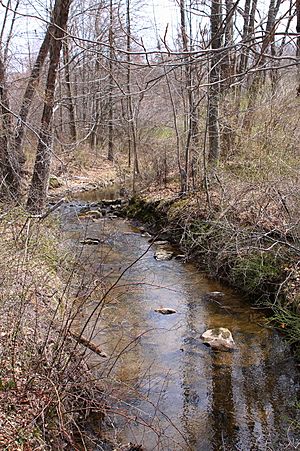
[154, 249, 173, 261]
[201, 327, 235, 351]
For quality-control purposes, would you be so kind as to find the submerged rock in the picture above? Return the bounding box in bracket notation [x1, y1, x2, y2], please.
[78, 209, 102, 220]
[80, 238, 103, 245]
[154, 249, 173, 261]
[154, 308, 177, 315]
[102, 198, 123, 206]
[201, 327, 235, 351]
[207, 291, 225, 298]
[148, 236, 169, 244]
[141, 232, 151, 238]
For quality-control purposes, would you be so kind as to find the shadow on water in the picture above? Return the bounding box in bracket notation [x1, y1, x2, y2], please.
[59, 190, 300, 451]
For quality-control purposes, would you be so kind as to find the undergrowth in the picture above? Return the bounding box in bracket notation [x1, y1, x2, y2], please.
[0, 205, 107, 450]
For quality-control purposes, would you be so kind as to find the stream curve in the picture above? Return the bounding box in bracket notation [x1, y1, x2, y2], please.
[59, 192, 300, 451]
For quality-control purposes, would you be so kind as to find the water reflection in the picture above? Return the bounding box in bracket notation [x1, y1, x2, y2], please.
[60, 202, 300, 450]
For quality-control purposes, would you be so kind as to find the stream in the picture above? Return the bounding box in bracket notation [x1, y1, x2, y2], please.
[59, 189, 300, 451]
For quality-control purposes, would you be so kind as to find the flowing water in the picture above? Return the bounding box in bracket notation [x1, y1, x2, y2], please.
[60, 190, 300, 451]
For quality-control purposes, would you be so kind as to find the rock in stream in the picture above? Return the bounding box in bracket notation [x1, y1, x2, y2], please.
[154, 249, 174, 261]
[154, 308, 177, 315]
[201, 327, 235, 351]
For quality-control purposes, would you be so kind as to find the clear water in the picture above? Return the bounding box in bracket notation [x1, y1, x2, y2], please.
[60, 195, 300, 451]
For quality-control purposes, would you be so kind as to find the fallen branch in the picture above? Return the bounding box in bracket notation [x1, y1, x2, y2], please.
[69, 330, 108, 358]
[30, 198, 65, 220]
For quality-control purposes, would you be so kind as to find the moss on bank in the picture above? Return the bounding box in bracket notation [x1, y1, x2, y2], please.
[125, 196, 300, 353]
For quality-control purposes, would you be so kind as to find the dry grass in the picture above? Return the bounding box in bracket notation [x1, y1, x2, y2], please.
[0, 206, 107, 450]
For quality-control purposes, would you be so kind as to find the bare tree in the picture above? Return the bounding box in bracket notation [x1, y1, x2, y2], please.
[207, 0, 223, 172]
[0, 55, 21, 199]
[108, 0, 114, 162]
[180, 0, 198, 192]
[27, 0, 72, 213]
[63, 36, 77, 143]
[126, 0, 139, 177]
[297, 0, 300, 95]
[0, 0, 22, 199]
[14, 29, 51, 166]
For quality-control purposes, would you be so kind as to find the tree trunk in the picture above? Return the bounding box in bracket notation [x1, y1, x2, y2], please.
[126, 0, 139, 176]
[0, 0, 23, 199]
[180, 0, 198, 193]
[126, 0, 132, 168]
[107, 0, 114, 162]
[0, 56, 21, 199]
[207, 0, 222, 171]
[243, 0, 279, 131]
[63, 37, 77, 142]
[221, 0, 235, 88]
[27, 0, 72, 213]
[238, 0, 258, 82]
[296, 0, 300, 95]
[14, 29, 51, 167]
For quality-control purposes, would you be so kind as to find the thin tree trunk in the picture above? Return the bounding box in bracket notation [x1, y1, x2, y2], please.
[0, 0, 23, 199]
[107, 0, 114, 162]
[126, 0, 131, 168]
[271, 0, 293, 90]
[0, 56, 21, 199]
[164, 65, 183, 191]
[63, 37, 77, 142]
[126, 0, 139, 175]
[27, 0, 72, 213]
[3, 0, 20, 63]
[238, 0, 258, 82]
[296, 0, 300, 95]
[239, 0, 252, 75]
[180, 0, 190, 192]
[221, 0, 235, 88]
[208, 0, 222, 171]
[243, 0, 279, 131]
[15, 29, 51, 165]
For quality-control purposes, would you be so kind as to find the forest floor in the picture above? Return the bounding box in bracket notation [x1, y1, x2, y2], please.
[48, 153, 120, 199]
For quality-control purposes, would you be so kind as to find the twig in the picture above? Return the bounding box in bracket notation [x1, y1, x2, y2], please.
[69, 330, 107, 358]
[30, 198, 65, 220]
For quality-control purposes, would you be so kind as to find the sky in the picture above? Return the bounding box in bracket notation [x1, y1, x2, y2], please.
[1, 0, 179, 68]
[144, 0, 179, 48]
[1, 0, 298, 72]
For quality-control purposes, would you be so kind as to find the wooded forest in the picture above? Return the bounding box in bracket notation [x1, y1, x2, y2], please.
[1, 0, 300, 449]
[0, 0, 299, 206]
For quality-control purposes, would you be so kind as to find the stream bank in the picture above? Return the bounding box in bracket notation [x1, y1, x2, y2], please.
[124, 195, 300, 356]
